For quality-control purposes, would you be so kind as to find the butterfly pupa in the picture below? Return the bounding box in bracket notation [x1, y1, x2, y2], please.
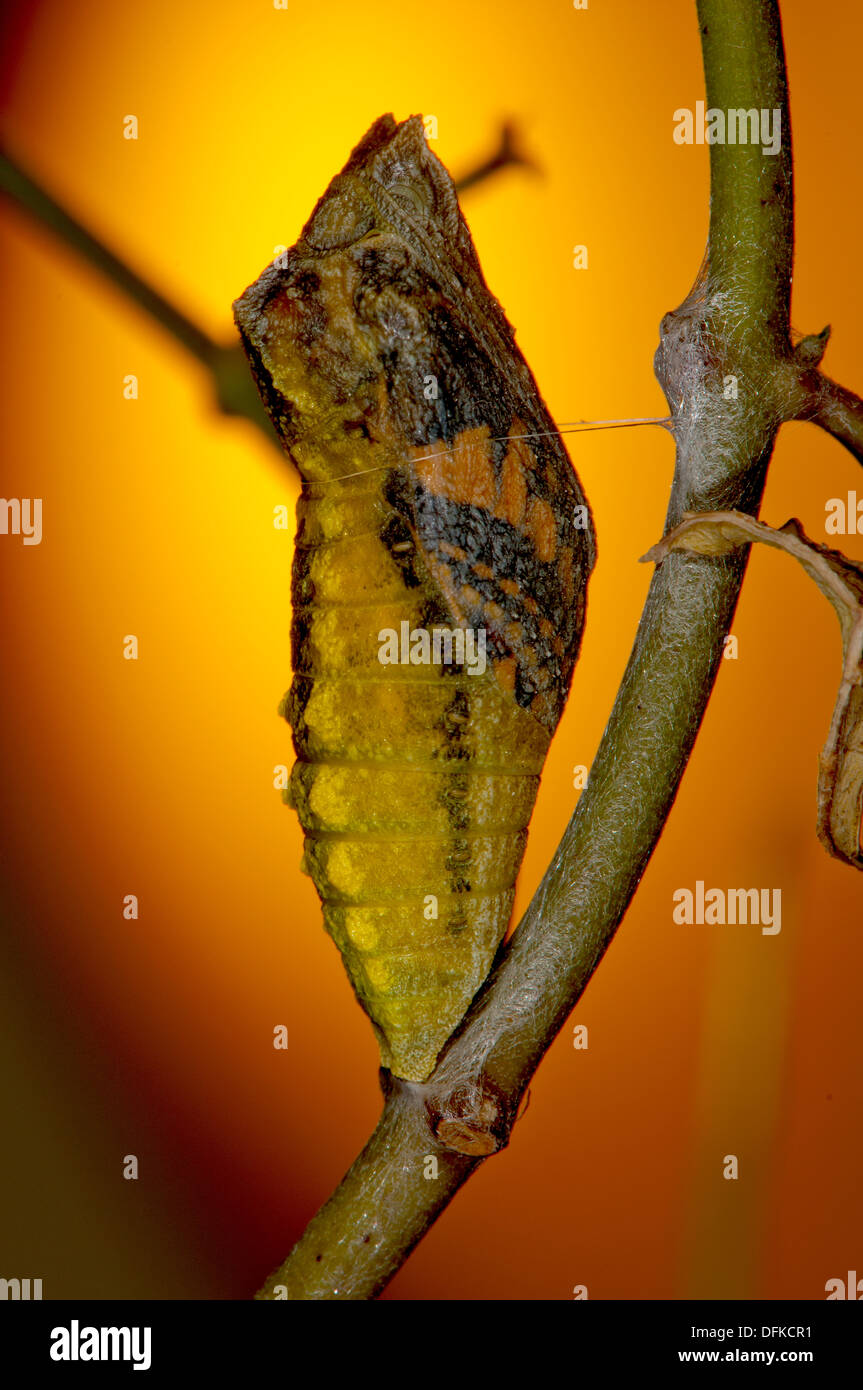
[234, 114, 596, 1082]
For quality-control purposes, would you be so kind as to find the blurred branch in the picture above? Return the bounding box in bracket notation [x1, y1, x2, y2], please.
[0, 147, 215, 362]
[0, 144, 275, 439]
[256, 0, 844, 1301]
[454, 120, 537, 192]
[0, 121, 532, 450]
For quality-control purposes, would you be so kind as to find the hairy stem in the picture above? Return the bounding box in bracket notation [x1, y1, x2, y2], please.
[783, 365, 863, 465]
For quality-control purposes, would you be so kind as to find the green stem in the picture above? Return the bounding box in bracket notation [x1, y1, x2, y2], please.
[783, 366, 863, 465]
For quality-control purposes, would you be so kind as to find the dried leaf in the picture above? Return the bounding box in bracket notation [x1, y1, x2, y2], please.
[641, 510, 863, 869]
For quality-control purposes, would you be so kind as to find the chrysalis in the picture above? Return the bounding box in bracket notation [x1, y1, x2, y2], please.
[234, 115, 596, 1081]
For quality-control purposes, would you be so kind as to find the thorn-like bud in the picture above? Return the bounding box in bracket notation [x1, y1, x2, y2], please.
[794, 325, 831, 368]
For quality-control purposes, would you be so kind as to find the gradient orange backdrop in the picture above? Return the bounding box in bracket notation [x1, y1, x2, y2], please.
[1, 0, 861, 1300]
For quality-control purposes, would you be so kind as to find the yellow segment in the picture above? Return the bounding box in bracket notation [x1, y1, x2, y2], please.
[287, 467, 551, 1081]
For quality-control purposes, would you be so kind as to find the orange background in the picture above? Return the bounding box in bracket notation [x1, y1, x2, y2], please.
[1, 0, 861, 1300]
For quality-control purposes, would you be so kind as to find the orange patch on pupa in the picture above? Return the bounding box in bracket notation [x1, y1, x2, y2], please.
[525, 496, 557, 563]
[499, 577, 519, 598]
[508, 420, 537, 470]
[413, 428, 496, 509]
[494, 422, 537, 526]
[472, 561, 495, 582]
[557, 546, 575, 605]
[496, 452, 528, 527]
[494, 657, 517, 694]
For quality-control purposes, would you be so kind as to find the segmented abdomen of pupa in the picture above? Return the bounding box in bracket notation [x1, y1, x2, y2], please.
[282, 462, 555, 1082]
